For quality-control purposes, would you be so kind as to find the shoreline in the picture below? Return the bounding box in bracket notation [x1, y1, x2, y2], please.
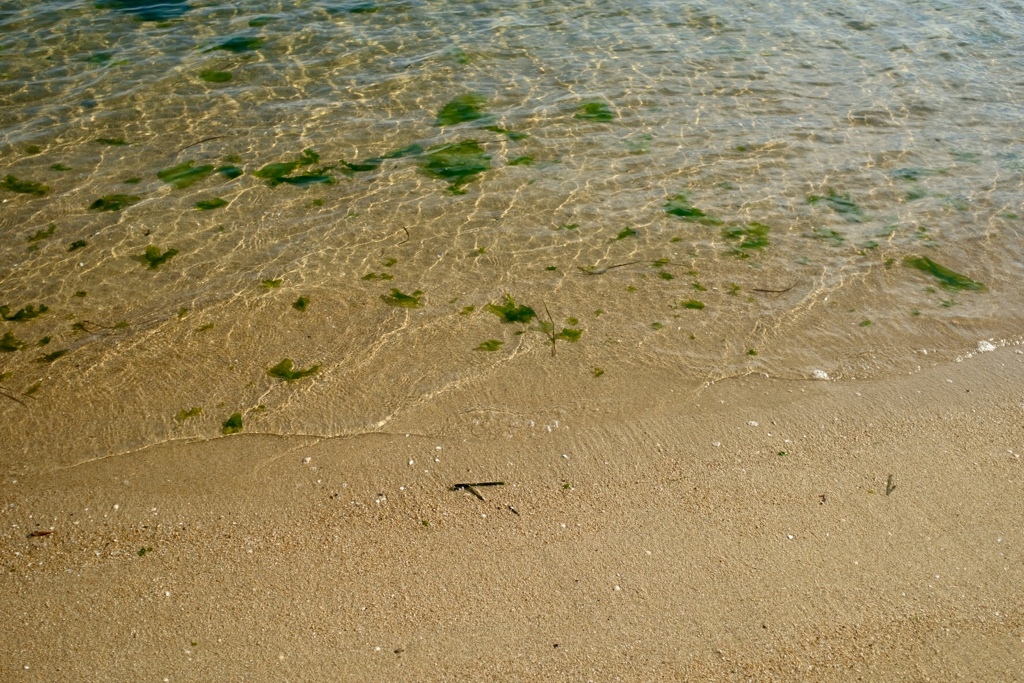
[1, 346, 1022, 680]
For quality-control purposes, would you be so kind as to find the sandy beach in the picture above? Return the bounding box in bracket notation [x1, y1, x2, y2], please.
[2, 344, 1021, 681]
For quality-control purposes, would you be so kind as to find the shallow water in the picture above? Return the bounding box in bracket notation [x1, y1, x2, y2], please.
[1, 0, 1023, 464]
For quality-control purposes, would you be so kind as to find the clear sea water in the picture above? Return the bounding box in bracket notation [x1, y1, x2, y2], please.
[1, 0, 1022, 466]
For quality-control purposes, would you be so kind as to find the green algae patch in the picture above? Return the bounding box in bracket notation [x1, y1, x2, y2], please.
[436, 93, 489, 126]
[36, 349, 68, 363]
[2, 175, 49, 196]
[681, 299, 705, 310]
[508, 155, 534, 166]
[268, 358, 319, 381]
[382, 289, 423, 308]
[89, 194, 140, 211]
[722, 222, 770, 253]
[1, 304, 48, 322]
[201, 70, 232, 83]
[175, 406, 202, 421]
[208, 36, 265, 53]
[483, 125, 529, 141]
[421, 140, 491, 193]
[95, 137, 128, 146]
[27, 224, 56, 243]
[138, 246, 178, 269]
[216, 165, 243, 179]
[614, 227, 637, 240]
[486, 295, 536, 324]
[158, 160, 215, 189]
[292, 296, 310, 311]
[68, 240, 88, 251]
[556, 328, 582, 342]
[664, 194, 721, 225]
[361, 272, 393, 281]
[804, 227, 845, 245]
[51, 163, 72, 171]
[476, 339, 504, 352]
[261, 279, 282, 289]
[808, 189, 863, 217]
[195, 197, 228, 210]
[254, 149, 330, 186]
[575, 101, 615, 122]
[904, 256, 985, 291]
[344, 144, 424, 174]
[222, 412, 243, 435]
[0, 332, 25, 352]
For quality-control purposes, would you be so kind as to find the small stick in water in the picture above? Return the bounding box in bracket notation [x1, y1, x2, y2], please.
[886, 474, 896, 496]
[451, 481, 505, 502]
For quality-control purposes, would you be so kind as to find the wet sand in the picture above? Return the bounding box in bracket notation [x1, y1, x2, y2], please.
[1, 346, 1022, 681]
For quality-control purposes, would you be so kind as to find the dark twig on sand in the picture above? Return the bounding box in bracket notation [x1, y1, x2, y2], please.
[451, 481, 505, 501]
[175, 136, 229, 154]
[543, 301, 557, 357]
[577, 261, 641, 275]
[0, 389, 26, 407]
[752, 284, 795, 294]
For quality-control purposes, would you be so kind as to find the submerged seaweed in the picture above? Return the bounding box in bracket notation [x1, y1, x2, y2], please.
[904, 256, 985, 291]
[0, 332, 25, 352]
[664, 193, 722, 225]
[722, 222, 770, 253]
[808, 189, 864, 218]
[486, 295, 535, 324]
[195, 197, 228, 210]
[476, 339, 504, 352]
[27, 224, 56, 243]
[382, 289, 423, 308]
[158, 160, 215, 189]
[254, 149, 331, 186]
[2, 175, 49, 196]
[97, 0, 191, 21]
[436, 93, 490, 126]
[207, 36, 264, 53]
[138, 246, 178, 269]
[221, 412, 243, 434]
[89, 194, 140, 211]
[575, 101, 615, 122]
[268, 358, 319, 381]
[200, 70, 232, 83]
[0, 304, 48, 322]
[420, 140, 491, 193]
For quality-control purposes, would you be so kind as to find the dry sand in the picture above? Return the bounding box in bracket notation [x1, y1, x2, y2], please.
[2, 346, 1022, 681]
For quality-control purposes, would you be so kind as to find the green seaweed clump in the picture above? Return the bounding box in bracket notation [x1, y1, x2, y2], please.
[614, 227, 637, 240]
[51, 163, 72, 171]
[1, 304, 48, 322]
[722, 222, 770, 254]
[507, 155, 534, 166]
[261, 279, 282, 289]
[222, 412, 243, 435]
[421, 140, 491, 194]
[804, 227, 845, 245]
[195, 197, 228, 210]
[436, 93, 490, 126]
[575, 101, 615, 122]
[95, 137, 128, 146]
[89, 194, 140, 211]
[664, 193, 721, 225]
[1, 175, 49, 196]
[681, 299, 705, 310]
[138, 246, 178, 269]
[476, 339, 504, 352]
[808, 189, 863, 218]
[207, 36, 265, 53]
[158, 160, 215, 189]
[27, 224, 56, 243]
[254, 149, 331, 186]
[486, 294, 535, 324]
[267, 358, 319, 381]
[201, 70, 232, 83]
[68, 240, 88, 252]
[482, 125, 529, 141]
[293, 296, 310, 311]
[36, 349, 68, 363]
[0, 332, 25, 352]
[382, 289, 423, 308]
[556, 328, 582, 342]
[216, 165, 243, 179]
[903, 256, 985, 291]
[343, 144, 424, 174]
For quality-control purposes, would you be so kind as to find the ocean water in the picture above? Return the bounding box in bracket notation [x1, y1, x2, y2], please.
[1, 0, 1022, 466]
